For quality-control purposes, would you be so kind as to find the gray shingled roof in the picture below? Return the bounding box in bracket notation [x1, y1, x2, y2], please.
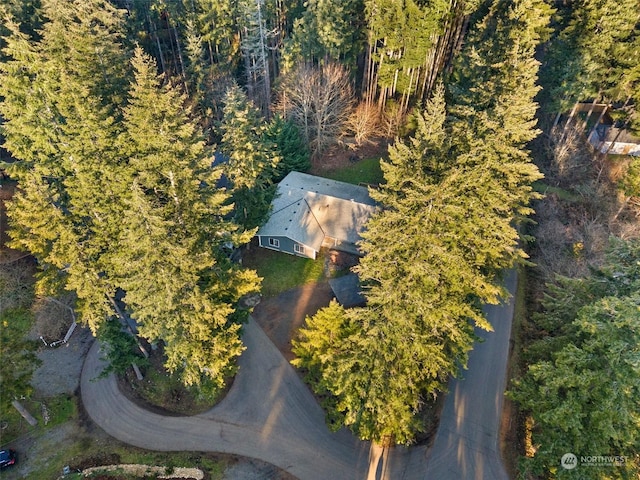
[257, 172, 377, 251]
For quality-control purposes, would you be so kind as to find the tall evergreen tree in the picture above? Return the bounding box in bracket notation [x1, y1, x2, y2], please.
[510, 238, 640, 479]
[220, 84, 280, 229]
[264, 115, 311, 178]
[541, 0, 640, 132]
[0, 0, 132, 330]
[292, 0, 548, 446]
[239, 0, 272, 114]
[113, 48, 261, 389]
[281, 0, 364, 70]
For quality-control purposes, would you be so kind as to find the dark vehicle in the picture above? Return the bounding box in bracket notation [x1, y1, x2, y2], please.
[0, 449, 16, 469]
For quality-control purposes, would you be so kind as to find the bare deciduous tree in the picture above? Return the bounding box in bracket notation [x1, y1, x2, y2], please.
[382, 100, 407, 138]
[276, 62, 354, 157]
[346, 101, 382, 146]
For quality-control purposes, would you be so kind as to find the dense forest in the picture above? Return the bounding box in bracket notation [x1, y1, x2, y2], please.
[0, 0, 639, 478]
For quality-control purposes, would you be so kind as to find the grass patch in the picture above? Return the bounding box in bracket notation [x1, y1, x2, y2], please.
[243, 246, 326, 297]
[0, 394, 77, 444]
[43, 394, 76, 427]
[323, 157, 384, 185]
[1, 307, 33, 335]
[532, 181, 580, 202]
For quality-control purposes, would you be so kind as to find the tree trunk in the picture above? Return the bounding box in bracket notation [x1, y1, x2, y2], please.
[587, 104, 609, 139]
[173, 24, 188, 94]
[363, 32, 375, 103]
[581, 96, 599, 131]
[257, 0, 271, 118]
[12, 400, 38, 426]
[107, 296, 149, 358]
[558, 100, 580, 144]
[149, 16, 167, 75]
[603, 124, 625, 155]
[562, 100, 580, 133]
[446, 10, 469, 74]
[132, 363, 144, 380]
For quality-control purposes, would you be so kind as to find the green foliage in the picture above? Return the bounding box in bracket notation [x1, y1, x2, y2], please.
[0, 10, 260, 393]
[448, 0, 554, 150]
[98, 319, 148, 377]
[220, 84, 281, 229]
[292, 1, 549, 445]
[0, 309, 41, 415]
[113, 48, 260, 389]
[125, 355, 222, 415]
[366, 0, 448, 90]
[510, 238, 640, 478]
[282, 0, 365, 70]
[0, 0, 129, 330]
[294, 300, 451, 444]
[292, 299, 351, 385]
[265, 115, 311, 179]
[541, 0, 640, 130]
[620, 157, 640, 199]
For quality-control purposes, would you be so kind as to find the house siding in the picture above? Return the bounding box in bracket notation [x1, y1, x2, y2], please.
[258, 235, 316, 259]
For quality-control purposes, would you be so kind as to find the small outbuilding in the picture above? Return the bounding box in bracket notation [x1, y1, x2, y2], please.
[329, 274, 366, 308]
[589, 124, 640, 156]
[256, 172, 377, 259]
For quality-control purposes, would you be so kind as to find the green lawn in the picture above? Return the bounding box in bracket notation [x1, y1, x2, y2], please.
[243, 246, 326, 297]
[323, 157, 384, 185]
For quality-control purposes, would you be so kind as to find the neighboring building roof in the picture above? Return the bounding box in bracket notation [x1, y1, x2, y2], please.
[329, 273, 366, 308]
[257, 171, 377, 252]
[589, 125, 640, 156]
[592, 125, 640, 145]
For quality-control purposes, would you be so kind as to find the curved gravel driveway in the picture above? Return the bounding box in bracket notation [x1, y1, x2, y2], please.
[81, 271, 517, 480]
[82, 318, 373, 480]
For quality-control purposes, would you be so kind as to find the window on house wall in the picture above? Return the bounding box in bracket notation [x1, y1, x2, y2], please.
[269, 238, 280, 248]
[294, 244, 305, 254]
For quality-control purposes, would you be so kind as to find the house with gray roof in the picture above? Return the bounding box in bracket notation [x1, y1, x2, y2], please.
[256, 171, 377, 259]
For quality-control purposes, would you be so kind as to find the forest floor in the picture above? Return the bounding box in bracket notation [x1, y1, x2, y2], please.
[310, 137, 388, 175]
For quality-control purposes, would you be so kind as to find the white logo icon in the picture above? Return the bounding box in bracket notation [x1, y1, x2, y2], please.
[561, 453, 578, 470]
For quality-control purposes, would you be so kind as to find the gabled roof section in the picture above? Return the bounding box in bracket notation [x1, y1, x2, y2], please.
[258, 197, 326, 251]
[257, 172, 377, 250]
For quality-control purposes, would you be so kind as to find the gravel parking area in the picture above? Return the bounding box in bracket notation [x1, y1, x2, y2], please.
[30, 325, 95, 397]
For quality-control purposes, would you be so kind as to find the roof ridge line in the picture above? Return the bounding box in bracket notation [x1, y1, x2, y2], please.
[269, 196, 305, 216]
[303, 197, 326, 236]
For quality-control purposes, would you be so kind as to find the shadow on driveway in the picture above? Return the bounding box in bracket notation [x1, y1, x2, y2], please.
[252, 282, 334, 361]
